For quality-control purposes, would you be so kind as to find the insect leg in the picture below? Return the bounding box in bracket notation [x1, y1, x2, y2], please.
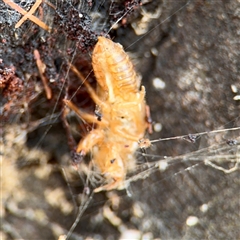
[61, 104, 77, 151]
[76, 129, 104, 154]
[63, 99, 108, 126]
[145, 105, 153, 134]
[70, 64, 108, 109]
[94, 177, 125, 193]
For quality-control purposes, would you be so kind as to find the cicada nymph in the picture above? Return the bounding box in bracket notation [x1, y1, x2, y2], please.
[64, 37, 150, 192]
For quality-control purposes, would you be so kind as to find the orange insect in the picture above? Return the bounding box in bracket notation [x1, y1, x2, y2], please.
[64, 37, 151, 192]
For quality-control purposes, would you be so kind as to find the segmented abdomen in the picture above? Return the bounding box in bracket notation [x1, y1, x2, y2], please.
[92, 37, 140, 94]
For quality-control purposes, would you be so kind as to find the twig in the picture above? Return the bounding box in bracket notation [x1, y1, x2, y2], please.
[34, 49, 52, 99]
[3, 0, 49, 31]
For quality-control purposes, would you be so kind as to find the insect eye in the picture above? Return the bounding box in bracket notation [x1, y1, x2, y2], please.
[110, 158, 116, 164]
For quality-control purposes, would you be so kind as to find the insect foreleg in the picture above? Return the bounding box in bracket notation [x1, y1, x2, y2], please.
[94, 178, 125, 193]
[70, 64, 109, 109]
[63, 99, 108, 126]
[76, 129, 104, 153]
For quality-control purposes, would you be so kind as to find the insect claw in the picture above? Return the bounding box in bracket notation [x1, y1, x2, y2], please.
[94, 109, 102, 121]
[79, 150, 86, 156]
[83, 186, 91, 195]
[138, 138, 151, 149]
[70, 150, 84, 164]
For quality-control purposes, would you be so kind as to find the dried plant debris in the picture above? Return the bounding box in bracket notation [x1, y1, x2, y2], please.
[1, 0, 36, 26]
[1, 65, 26, 121]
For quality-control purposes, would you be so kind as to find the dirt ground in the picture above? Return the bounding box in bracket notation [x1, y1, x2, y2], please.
[1, 0, 240, 240]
